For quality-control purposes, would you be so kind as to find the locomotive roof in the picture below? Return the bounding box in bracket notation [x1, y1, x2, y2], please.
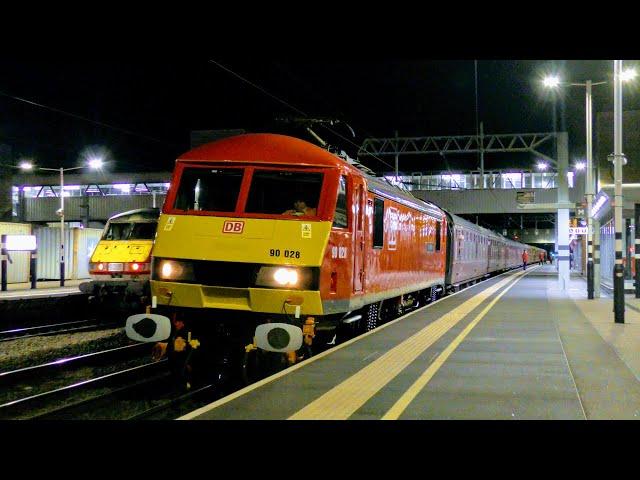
[109, 208, 160, 223]
[365, 176, 445, 219]
[179, 133, 359, 169]
[179, 133, 446, 219]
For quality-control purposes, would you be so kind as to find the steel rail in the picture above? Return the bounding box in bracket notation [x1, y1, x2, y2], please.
[0, 319, 120, 342]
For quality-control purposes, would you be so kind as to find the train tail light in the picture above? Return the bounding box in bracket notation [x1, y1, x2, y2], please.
[89, 262, 107, 274]
[125, 262, 151, 274]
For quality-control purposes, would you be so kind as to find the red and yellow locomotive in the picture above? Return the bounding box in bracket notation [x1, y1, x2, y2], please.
[125, 133, 542, 383]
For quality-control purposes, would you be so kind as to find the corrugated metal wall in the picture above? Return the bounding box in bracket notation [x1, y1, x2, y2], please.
[0, 222, 32, 283]
[600, 219, 614, 288]
[35, 227, 72, 280]
[73, 228, 102, 279]
[34, 227, 103, 280]
[24, 195, 167, 222]
[571, 238, 583, 274]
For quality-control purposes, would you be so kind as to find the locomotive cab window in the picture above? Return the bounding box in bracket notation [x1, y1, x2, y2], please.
[175, 168, 243, 213]
[373, 197, 384, 248]
[103, 222, 157, 241]
[246, 170, 323, 216]
[104, 223, 132, 241]
[332, 175, 348, 228]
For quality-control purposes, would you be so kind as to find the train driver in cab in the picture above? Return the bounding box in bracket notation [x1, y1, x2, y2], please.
[283, 198, 317, 216]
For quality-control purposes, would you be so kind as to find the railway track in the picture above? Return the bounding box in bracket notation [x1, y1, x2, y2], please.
[0, 319, 121, 342]
[0, 343, 149, 383]
[0, 358, 169, 420]
[0, 343, 156, 418]
[126, 383, 218, 420]
[0, 341, 226, 420]
[32, 372, 221, 420]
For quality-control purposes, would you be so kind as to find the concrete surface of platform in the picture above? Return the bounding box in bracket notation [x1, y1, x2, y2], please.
[0, 280, 83, 300]
[182, 265, 640, 420]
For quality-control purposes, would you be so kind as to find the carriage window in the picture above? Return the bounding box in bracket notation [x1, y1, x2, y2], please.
[435, 221, 441, 251]
[373, 197, 384, 248]
[246, 170, 323, 216]
[175, 168, 243, 212]
[333, 175, 348, 228]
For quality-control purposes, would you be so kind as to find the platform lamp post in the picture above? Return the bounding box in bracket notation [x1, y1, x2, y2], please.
[611, 60, 633, 324]
[19, 157, 104, 287]
[543, 68, 637, 300]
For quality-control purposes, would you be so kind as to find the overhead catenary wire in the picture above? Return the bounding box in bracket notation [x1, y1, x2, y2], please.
[270, 62, 393, 158]
[0, 90, 182, 172]
[208, 59, 396, 173]
[209, 59, 542, 239]
[0, 89, 180, 148]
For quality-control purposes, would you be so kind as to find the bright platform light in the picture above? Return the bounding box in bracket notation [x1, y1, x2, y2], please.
[536, 162, 548, 171]
[88, 157, 104, 169]
[621, 67, 637, 82]
[543, 75, 561, 88]
[18, 161, 33, 171]
[575, 161, 586, 170]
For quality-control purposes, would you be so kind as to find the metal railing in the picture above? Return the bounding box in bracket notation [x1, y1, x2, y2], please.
[384, 170, 567, 191]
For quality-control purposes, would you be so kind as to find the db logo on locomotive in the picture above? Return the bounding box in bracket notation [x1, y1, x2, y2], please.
[222, 220, 245, 234]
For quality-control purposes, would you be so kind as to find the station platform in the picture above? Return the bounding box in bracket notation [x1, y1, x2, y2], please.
[181, 264, 640, 420]
[0, 280, 83, 300]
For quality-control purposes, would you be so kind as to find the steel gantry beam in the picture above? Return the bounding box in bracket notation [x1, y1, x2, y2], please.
[358, 132, 557, 165]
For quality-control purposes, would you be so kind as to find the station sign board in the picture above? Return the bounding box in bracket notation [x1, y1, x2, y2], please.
[569, 227, 589, 235]
[3, 235, 37, 251]
[516, 191, 535, 204]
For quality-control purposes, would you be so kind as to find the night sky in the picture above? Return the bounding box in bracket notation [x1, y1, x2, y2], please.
[1, 59, 639, 176]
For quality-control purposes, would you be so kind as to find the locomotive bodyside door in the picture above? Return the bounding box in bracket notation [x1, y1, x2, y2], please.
[353, 180, 365, 293]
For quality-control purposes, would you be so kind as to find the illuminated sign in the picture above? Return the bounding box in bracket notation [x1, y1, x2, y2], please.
[591, 192, 609, 218]
[4, 235, 37, 251]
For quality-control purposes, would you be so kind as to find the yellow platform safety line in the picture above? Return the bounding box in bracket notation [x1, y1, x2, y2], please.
[288, 267, 533, 420]
[381, 267, 528, 420]
[178, 266, 534, 421]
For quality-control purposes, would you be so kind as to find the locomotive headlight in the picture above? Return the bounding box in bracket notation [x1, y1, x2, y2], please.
[273, 268, 298, 286]
[155, 259, 195, 282]
[255, 266, 316, 290]
[161, 262, 175, 278]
